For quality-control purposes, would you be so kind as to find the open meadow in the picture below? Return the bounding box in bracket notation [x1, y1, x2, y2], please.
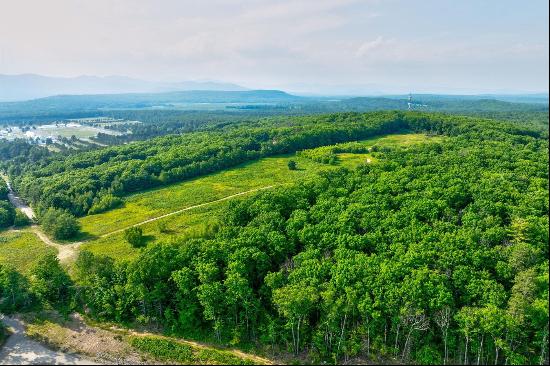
[0, 230, 57, 273]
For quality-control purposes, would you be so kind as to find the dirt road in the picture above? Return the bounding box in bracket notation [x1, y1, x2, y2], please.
[0, 315, 98, 365]
[1, 174, 35, 220]
[30, 226, 81, 263]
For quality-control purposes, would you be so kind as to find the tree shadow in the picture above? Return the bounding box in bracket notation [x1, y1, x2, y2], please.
[143, 234, 155, 244]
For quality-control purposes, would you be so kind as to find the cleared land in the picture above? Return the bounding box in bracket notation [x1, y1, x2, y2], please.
[0, 134, 441, 266]
[20, 312, 271, 365]
[79, 155, 327, 237]
[0, 230, 57, 273]
[78, 133, 441, 261]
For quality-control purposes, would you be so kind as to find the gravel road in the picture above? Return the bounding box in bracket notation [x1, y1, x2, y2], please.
[0, 315, 98, 365]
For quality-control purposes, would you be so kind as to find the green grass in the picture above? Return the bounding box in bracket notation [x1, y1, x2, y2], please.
[0, 230, 57, 273]
[78, 133, 441, 261]
[80, 204, 226, 261]
[129, 336, 256, 365]
[298, 133, 444, 167]
[79, 154, 331, 238]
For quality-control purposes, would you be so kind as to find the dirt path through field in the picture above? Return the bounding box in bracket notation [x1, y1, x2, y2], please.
[118, 327, 275, 365]
[30, 226, 81, 263]
[8, 185, 277, 263]
[100, 184, 277, 238]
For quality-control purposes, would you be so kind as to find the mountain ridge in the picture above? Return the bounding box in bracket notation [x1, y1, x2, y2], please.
[0, 74, 249, 101]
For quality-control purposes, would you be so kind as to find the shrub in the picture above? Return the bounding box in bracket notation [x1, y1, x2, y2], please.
[0, 183, 7, 201]
[41, 208, 80, 240]
[13, 209, 31, 227]
[287, 160, 297, 170]
[129, 336, 254, 365]
[0, 264, 33, 312]
[124, 226, 145, 248]
[88, 194, 123, 215]
[0, 202, 15, 229]
[130, 336, 194, 363]
[157, 221, 169, 233]
[28, 253, 73, 306]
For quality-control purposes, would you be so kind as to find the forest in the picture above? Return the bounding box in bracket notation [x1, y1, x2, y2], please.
[6, 112, 408, 216]
[0, 90, 547, 125]
[1, 110, 548, 364]
[5, 111, 547, 219]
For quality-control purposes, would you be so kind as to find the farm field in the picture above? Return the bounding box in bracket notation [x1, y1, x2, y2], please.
[78, 133, 440, 260]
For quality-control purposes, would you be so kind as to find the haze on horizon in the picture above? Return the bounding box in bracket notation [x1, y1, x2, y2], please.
[0, 0, 548, 95]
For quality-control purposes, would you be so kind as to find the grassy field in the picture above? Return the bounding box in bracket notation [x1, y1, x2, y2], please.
[78, 154, 328, 261]
[0, 230, 57, 273]
[77, 133, 441, 261]
[80, 204, 226, 261]
[79, 155, 332, 237]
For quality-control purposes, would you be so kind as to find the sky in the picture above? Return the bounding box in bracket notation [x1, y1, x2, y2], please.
[0, 0, 548, 94]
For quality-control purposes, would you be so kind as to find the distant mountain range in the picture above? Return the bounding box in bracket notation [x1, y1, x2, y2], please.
[0, 89, 305, 122]
[0, 74, 248, 101]
[0, 74, 546, 123]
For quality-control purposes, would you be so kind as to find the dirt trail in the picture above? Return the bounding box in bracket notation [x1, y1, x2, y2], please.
[119, 328, 275, 365]
[1, 174, 35, 220]
[30, 226, 81, 263]
[12, 185, 277, 263]
[100, 185, 277, 238]
[0, 315, 98, 365]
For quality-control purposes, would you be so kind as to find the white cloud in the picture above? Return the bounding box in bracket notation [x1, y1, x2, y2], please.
[0, 0, 547, 92]
[356, 36, 387, 57]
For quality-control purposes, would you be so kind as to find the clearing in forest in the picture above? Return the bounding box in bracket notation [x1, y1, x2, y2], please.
[0, 230, 57, 273]
[77, 133, 441, 261]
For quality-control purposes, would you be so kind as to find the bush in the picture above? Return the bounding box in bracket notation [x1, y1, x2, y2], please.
[0, 264, 33, 312]
[0, 183, 8, 201]
[0, 323, 9, 346]
[129, 336, 253, 365]
[13, 209, 31, 227]
[28, 253, 73, 306]
[157, 221, 169, 233]
[0, 201, 15, 229]
[130, 336, 194, 363]
[41, 208, 80, 240]
[287, 160, 297, 170]
[88, 194, 123, 215]
[124, 226, 145, 248]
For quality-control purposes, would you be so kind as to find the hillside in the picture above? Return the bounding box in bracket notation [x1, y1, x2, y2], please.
[1, 89, 547, 125]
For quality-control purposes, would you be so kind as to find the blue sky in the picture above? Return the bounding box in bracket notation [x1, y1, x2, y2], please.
[0, 0, 548, 94]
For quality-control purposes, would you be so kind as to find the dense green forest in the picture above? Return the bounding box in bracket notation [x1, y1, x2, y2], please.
[0, 90, 302, 123]
[6, 111, 547, 220]
[0, 179, 16, 229]
[0, 90, 546, 125]
[73, 114, 548, 364]
[1, 111, 547, 364]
